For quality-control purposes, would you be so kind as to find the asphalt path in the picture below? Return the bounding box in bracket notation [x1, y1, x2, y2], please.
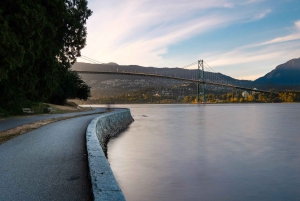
[0, 114, 101, 201]
[0, 108, 106, 132]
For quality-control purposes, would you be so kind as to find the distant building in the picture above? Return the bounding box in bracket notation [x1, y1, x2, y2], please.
[252, 88, 258, 95]
[242, 91, 249, 98]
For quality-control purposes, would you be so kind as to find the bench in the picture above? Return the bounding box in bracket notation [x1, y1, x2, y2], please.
[22, 108, 34, 114]
[47, 107, 52, 113]
[46, 107, 55, 113]
[42, 107, 55, 113]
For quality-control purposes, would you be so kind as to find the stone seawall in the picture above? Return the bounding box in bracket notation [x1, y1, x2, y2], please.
[86, 109, 134, 201]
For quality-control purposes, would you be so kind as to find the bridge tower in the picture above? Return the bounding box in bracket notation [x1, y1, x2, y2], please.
[197, 60, 205, 103]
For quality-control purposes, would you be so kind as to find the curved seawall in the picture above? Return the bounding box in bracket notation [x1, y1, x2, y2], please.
[86, 109, 134, 201]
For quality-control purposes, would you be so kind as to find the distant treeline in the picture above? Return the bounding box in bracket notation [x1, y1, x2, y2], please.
[175, 91, 300, 103]
[0, 0, 92, 115]
[205, 91, 300, 103]
[75, 87, 300, 104]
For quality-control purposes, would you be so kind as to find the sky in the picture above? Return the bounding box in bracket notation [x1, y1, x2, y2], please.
[78, 0, 300, 80]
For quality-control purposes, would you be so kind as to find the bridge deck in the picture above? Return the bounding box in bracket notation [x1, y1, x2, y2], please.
[75, 71, 272, 94]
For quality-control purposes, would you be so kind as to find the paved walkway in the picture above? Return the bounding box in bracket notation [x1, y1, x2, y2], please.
[0, 108, 105, 132]
[0, 114, 101, 201]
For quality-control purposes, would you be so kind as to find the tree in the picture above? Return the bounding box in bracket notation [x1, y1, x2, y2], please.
[48, 70, 90, 105]
[247, 94, 255, 102]
[183, 96, 196, 103]
[0, 0, 92, 114]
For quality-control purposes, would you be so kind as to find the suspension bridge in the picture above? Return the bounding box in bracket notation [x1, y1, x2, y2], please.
[75, 56, 271, 103]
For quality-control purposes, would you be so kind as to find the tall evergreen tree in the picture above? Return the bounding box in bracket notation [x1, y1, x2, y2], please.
[0, 0, 92, 114]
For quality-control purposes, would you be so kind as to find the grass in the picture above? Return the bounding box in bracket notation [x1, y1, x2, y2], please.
[0, 101, 91, 119]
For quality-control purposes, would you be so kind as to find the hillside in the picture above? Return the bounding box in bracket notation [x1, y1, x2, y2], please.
[72, 62, 255, 97]
[255, 57, 300, 85]
[72, 58, 300, 98]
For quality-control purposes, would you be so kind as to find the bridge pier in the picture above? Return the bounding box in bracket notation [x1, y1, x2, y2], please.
[197, 60, 205, 103]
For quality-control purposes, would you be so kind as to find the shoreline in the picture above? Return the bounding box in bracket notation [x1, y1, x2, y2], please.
[86, 109, 134, 201]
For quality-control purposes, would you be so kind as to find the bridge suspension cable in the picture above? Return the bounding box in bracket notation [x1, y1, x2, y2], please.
[181, 61, 198, 69]
[79, 55, 103, 64]
[78, 54, 228, 86]
[203, 60, 228, 85]
[75, 57, 272, 95]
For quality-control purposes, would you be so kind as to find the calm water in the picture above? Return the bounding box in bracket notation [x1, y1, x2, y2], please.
[106, 104, 300, 201]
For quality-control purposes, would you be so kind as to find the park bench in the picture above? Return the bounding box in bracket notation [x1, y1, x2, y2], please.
[46, 107, 55, 113]
[22, 108, 34, 114]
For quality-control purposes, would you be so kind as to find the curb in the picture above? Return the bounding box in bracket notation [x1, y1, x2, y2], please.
[86, 109, 134, 201]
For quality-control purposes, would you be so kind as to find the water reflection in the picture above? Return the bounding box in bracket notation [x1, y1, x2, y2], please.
[107, 104, 300, 201]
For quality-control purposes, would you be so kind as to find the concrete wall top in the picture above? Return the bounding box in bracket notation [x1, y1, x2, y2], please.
[86, 109, 133, 201]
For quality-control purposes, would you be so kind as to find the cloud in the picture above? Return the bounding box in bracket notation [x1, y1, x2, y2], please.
[259, 33, 300, 46]
[84, 14, 233, 66]
[207, 43, 300, 67]
[243, 0, 264, 5]
[79, 0, 271, 66]
[223, 3, 235, 8]
[251, 9, 271, 20]
[295, 20, 300, 30]
[203, 20, 300, 79]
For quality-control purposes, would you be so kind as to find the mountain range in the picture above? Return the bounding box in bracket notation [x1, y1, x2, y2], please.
[72, 57, 300, 97]
[255, 57, 300, 85]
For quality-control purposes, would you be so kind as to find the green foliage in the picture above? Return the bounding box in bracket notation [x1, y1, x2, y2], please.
[27, 102, 50, 114]
[0, 0, 92, 115]
[48, 70, 90, 105]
